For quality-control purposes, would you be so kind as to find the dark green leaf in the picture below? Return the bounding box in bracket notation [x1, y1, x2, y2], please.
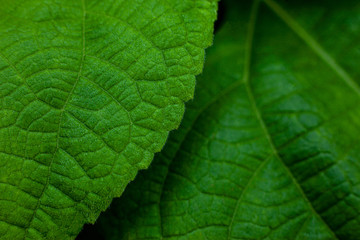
[89, 0, 360, 239]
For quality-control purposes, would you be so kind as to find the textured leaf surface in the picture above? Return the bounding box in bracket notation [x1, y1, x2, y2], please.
[0, 0, 218, 239]
[86, 0, 360, 239]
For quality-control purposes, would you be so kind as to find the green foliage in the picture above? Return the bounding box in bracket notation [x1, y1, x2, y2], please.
[0, 0, 218, 239]
[86, 0, 360, 239]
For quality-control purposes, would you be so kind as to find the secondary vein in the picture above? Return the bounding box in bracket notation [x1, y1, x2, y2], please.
[23, 1, 87, 238]
[264, 0, 360, 97]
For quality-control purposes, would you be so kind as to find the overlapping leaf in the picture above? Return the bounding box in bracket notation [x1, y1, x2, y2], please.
[0, 0, 218, 239]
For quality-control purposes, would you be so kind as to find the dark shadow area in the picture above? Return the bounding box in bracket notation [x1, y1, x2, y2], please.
[214, 0, 226, 33]
[76, 223, 105, 240]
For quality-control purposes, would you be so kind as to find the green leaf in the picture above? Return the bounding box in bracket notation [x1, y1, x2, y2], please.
[87, 0, 360, 239]
[0, 0, 218, 239]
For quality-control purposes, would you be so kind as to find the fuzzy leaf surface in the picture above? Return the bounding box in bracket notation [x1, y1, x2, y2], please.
[0, 0, 218, 239]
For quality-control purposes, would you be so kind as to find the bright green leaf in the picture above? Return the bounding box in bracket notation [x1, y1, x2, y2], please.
[87, 0, 360, 239]
[0, 0, 218, 239]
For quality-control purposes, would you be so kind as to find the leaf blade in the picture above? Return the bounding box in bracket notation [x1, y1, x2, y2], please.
[0, 0, 219, 239]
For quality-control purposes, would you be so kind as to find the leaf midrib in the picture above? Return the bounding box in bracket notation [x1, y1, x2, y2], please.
[226, 0, 261, 238]
[241, 0, 339, 238]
